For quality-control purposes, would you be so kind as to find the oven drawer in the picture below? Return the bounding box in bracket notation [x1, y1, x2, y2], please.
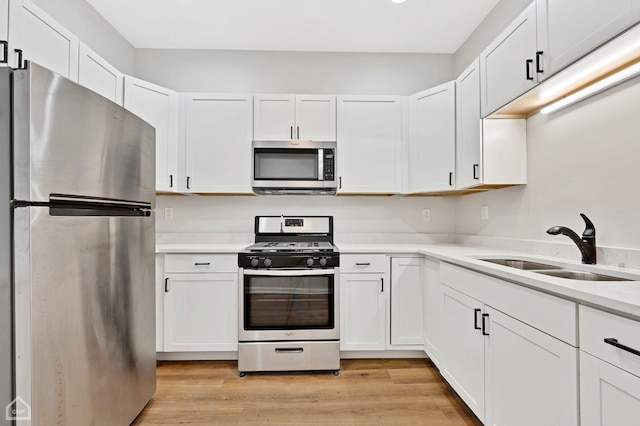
[165, 254, 237, 273]
[340, 254, 387, 273]
[238, 341, 340, 373]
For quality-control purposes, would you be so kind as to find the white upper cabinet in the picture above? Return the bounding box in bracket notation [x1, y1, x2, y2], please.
[456, 59, 527, 190]
[336, 96, 404, 194]
[409, 81, 456, 193]
[183, 93, 253, 193]
[254, 94, 336, 141]
[480, 2, 537, 118]
[536, 0, 640, 81]
[8, 0, 79, 80]
[124, 76, 179, 192]
[77, 43, 123, 105]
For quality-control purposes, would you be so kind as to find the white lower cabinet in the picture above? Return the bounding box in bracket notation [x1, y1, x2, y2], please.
[579, 305, 640, 426]
[440, 263, 578, 425]
[339, 254, 387, 351]
[162, 254, 238, 352]
[390, 257, 424, 347]
[423, 258, 442, 366]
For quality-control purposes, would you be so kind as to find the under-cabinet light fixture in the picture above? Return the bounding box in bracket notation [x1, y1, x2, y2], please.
[541, 60, 640, 115]
[391, 0, 407, 3]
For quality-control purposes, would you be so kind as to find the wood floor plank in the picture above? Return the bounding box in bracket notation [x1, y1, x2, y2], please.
[133, 359, 482, 425]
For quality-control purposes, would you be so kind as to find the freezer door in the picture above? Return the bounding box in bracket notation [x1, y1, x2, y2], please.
[12, 62, 155, 206]
[0, 68, 13, 426]
[14, 207, 156, 426]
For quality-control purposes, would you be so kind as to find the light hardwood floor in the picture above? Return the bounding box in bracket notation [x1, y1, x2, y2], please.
[133, 358, 482, 425]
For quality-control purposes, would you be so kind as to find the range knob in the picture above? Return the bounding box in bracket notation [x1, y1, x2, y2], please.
[263, 258, 272, 268]
[306, 257, 315, 267]
[250, 258, 259, 267]
[319, 257, 328, 267]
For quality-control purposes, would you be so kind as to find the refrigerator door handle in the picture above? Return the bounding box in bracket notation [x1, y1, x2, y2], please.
[49, 194, 151, 209]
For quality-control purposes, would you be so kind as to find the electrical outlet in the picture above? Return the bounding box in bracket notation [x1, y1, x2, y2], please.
[481, 205, 489, 220]
[164, 207, 173, 220]
[422, 208, 431, 221]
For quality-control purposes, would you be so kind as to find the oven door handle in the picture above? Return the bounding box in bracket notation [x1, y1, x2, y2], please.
[242, 269, 334, 277]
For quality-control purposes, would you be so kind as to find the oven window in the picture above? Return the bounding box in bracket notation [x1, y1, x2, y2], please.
[244, 274, 334, 330]
[254, 148, 319, 181]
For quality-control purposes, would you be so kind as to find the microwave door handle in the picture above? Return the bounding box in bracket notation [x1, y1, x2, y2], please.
[318, 148, 324, 181]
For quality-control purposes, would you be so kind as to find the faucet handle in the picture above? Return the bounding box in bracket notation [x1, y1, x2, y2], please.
[580, 213, 595, 238]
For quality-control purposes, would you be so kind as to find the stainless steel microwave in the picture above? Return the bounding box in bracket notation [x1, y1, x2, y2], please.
[252, 140, 337, 195]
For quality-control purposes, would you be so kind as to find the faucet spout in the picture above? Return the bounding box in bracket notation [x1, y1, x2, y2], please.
[546, 213, 597, 264]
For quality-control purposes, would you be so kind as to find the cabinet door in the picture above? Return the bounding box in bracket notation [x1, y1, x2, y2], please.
[480, 3, 537, 117]
[337, 96, 403, 194]
[164, 273, 238, 352]
[184, 94, 253, 193]
[440, 285, 485, 421]
[581, 351, 640, 426]
[340, 273, 386, 351]
[8, 0, 79, 80]
[455, 59, 481, 189]
[537, 0, 640, 80]
[390, 257, 424, 347]
[253, 94, 295, 141]
[409, 82, 455, 193]
[294, 95, 336, 141]
[484, 306, 578, 426]
[78, 43, 123, 105]
[423, 259, 441, 366]
[124, 76, 178, 192]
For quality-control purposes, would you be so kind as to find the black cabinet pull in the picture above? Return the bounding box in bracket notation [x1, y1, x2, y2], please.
[0, 41, 7, 64]
[473, 164, 479, 180]
[275, 347, 303, 353]
[187, 176, 191, 190]
[381, 278, 384, 293]
[339, 177, 342, 189]
[449, 172, 453, 186]
[525, 59, 534, 80]
[536, 51, 544, 73]
[169, 174, 173, 188]
[164, 277, 169, 292]
[474, 308, 482, 330]
[297, 126, 300, 140]
[355, 262, 371, 266]
[15, 49, 25, 69]
[604, 338, 640, 357]
[194, 262, 211, 266]
[482, 313, 490, 336]
[290, 126, 293, 140]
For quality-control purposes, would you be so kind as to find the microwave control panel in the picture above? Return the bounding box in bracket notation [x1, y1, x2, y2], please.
[324, 150, 335, 181]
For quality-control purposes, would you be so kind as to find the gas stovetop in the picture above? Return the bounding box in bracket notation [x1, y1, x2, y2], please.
[244, 241, 335, 252]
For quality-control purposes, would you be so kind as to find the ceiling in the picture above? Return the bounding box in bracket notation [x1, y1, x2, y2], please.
[86, 0, 500, 53]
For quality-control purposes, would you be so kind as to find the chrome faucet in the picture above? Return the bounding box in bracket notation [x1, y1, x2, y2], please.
[546, 213, 596, 264]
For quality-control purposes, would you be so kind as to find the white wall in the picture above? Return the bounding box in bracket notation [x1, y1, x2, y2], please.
[135, 49, 453, 95]
[455, 75, 640, 251]
[32, 0, 135, 74]
[156, 195, 456, 236]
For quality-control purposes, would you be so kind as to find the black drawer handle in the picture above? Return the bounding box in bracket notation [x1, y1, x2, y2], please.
[604, 338, 640, 357]
[275, 348, 303, 354]
[355, 262, 371, 266]
[474, 308, 481, 330]
[482, 313, 490, 336]
[194, 262, 211, 266]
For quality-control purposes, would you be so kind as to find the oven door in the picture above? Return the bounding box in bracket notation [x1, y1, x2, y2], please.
[239, 269, 339, 342]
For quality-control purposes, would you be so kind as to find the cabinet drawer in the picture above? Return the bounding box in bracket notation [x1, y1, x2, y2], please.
[580, 305, 640, 377]
[340, 254, 387, 273]
[165, 254, 237, 273]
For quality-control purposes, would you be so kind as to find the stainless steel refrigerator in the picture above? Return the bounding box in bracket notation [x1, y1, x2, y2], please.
[0, 62, 156, 425]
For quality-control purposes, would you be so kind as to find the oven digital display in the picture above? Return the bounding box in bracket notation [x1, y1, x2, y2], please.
[285, 218, 304, 227]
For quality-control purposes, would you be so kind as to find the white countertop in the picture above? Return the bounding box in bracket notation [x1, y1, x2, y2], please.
[157, 241, 640, 321]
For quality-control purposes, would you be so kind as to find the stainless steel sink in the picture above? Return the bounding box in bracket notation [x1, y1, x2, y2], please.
[533, 270, 632, 281]
[479, 258, 562, 270]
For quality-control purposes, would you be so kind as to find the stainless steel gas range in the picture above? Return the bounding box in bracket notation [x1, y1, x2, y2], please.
[237, 216, 340, 376]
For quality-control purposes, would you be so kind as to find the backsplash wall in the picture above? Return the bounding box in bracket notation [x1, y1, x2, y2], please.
[156, 195, 456, 237]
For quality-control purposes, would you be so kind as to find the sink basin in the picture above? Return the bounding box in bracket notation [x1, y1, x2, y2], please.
[534, 270, 631, 281]
[479, 258, 562, 270]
